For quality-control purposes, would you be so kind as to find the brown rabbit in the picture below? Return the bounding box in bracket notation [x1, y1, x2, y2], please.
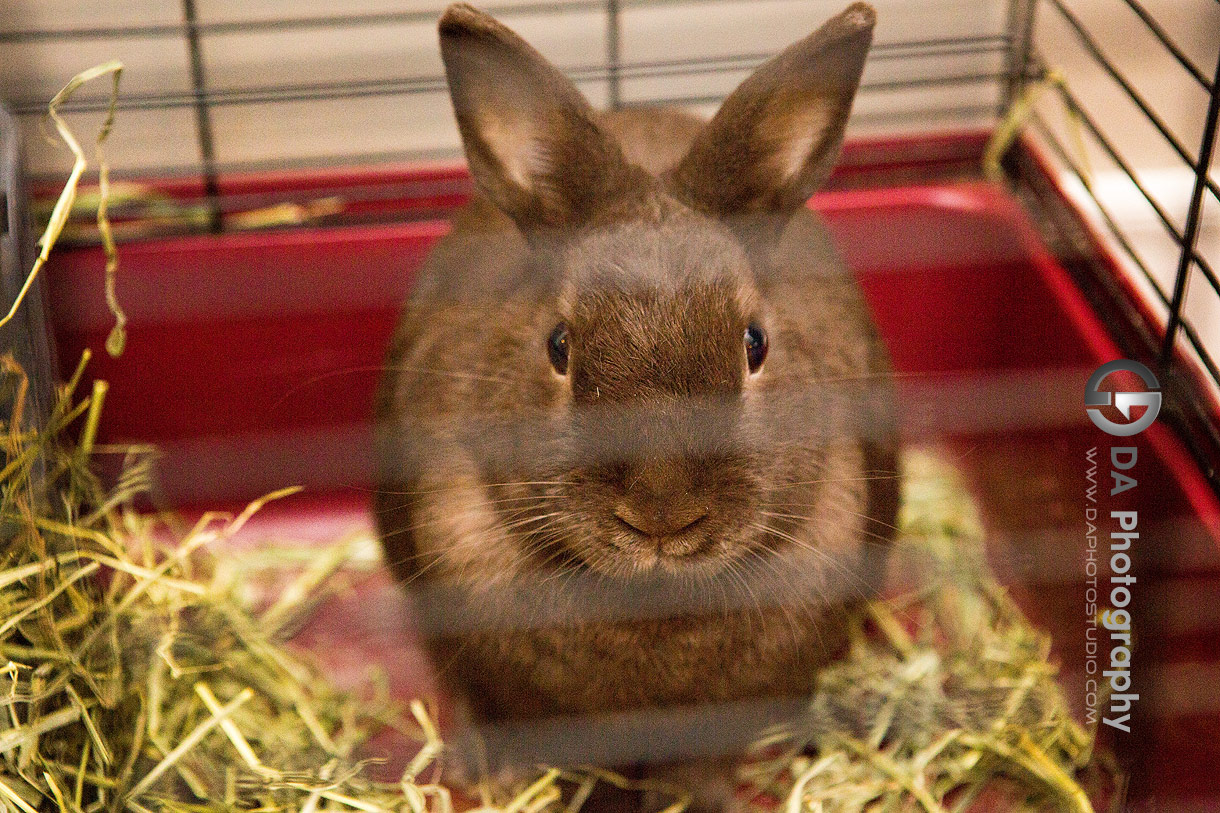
[375, 3, 899, 809]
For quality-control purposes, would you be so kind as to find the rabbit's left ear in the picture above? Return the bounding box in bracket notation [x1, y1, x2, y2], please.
[671, 3, 875, 219]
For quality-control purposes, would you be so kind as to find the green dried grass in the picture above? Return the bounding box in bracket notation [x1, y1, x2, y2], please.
[740, 453, 1114, 812]
[0, 355, 1113, 813]
[1, 355, 434, 813]
[2, 62, 126, 357]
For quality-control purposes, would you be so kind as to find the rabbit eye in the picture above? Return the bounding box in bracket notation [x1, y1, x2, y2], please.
[547, 322, 570, 375]
[744, 323, 768, 373]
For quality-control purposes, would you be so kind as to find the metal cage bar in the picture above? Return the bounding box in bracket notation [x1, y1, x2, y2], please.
[1162, 46, 1220, 366]
[1041, 0, 1220, 204]
[182, 0, 223, 233]
[1013, 0, 1220, 493]
[8, 35, 1011, 116]
[1044, 68, 1220, 299]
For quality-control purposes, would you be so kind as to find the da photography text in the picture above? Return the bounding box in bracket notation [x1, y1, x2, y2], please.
[1083, 359, 1162, 733]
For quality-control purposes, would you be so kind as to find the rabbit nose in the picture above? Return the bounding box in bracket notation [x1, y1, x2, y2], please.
[614, 501, 708, 538]
[611, 459, 708, 537]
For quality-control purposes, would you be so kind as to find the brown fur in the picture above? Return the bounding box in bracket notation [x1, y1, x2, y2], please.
[375, 3, 897, 808]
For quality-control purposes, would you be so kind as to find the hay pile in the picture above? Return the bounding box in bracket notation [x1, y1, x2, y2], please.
[0, 351, 1113, 813]
[740, 453, 1112, 812]
[1, 355, 437, 813]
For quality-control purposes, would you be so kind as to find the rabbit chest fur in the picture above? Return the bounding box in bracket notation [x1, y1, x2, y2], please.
[375, 0, 899, 773]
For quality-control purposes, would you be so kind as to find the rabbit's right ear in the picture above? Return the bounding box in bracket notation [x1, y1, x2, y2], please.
[439, 4, 642, 235]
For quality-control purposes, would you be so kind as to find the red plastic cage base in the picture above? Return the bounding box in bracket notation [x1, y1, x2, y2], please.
[45, 132, 1220, 807]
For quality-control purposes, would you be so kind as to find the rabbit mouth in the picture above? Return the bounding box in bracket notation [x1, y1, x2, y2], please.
[605, 545, 728, 579]
[620, 537, 720, 573]
[544, 510, 744, 579]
